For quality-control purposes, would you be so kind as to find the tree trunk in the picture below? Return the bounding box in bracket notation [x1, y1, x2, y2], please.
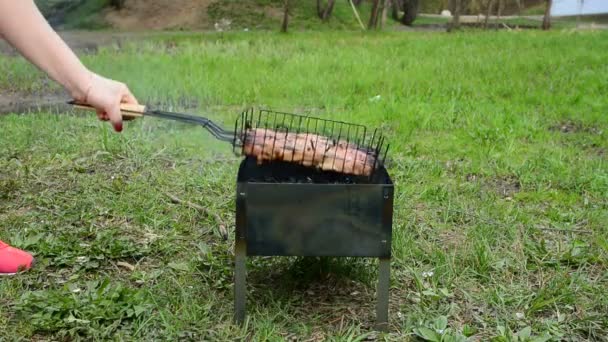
[542, 0, 552, 30]
[368, 0, 381, 29]
[317, 0, 336, 21]
[281, 0, 289, 33]
[576, 0, 581, 27]
[452, 0, 461, 29]
[110, 0, 125, 9]
[484, 0, 494, 29]
[516, 0, 522, 16]
[317, 0, 323, 18]
[380, 0, 389, 28]
[323, 0, 336, 20]
[391, 0, 401, 21]
[497, 0, 503, 19]
[401, 0, 418, 26]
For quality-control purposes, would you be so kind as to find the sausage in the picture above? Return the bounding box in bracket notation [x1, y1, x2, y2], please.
[241, 128, 376, 176]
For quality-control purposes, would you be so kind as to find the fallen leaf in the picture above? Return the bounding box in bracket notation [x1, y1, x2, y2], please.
[219, 224, 228, 240]
[117, 261, 135, 271]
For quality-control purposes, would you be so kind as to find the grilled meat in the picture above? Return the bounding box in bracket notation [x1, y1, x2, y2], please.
[242, 128, 376, 176]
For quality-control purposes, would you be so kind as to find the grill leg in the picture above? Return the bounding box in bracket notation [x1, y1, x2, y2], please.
[375, 257, 390, 331]
[234, 239, 247, 324]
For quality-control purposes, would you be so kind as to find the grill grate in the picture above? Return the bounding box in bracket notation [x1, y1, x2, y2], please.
[232, 108, 389, 180]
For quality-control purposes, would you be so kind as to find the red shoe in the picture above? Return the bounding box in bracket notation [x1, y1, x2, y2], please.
[0, 240, 34, 275]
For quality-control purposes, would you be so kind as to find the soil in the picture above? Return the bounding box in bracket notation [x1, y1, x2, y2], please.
[550, 120, 603, 135]
[0, 30, 170, 56]
[0, 91, 69, 115]
[104, 0, 214, 30]
[466, 173, 521, 198]
[490, 175, 521, 198]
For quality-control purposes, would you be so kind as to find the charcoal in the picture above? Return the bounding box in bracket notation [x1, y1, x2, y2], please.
[237, 156, 388, 184]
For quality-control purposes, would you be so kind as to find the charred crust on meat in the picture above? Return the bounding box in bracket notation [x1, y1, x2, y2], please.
[242, 127, 376, 176]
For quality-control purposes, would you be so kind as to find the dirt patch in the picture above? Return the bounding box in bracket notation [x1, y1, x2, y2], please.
[588, 145, 606, 158]
[207, 1, 284, 29]
[489, 175, 521, 198]
[104, 0, 213, 30]
[550, 120, 603, 135]
[467, 173, 521, 198]
[590, 146, 605, 157]
[0, 91, 68, 115]
[0, 31, 169, 57]
[438, 228, 467, 250]
[445, 158, 471, 174]
[1, 32, 105, 56]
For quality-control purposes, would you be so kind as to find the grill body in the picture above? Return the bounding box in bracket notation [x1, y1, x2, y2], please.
[235, 157, 393, 257]
[233, 156, 394, 330]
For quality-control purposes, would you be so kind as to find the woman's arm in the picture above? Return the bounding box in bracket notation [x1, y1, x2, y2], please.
[0, 0, 137, 132]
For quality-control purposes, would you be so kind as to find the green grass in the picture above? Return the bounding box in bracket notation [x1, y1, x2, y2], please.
[1, 29, 608, 341]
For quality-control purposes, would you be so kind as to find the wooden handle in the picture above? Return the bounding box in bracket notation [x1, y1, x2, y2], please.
[68, 100, 146, 120]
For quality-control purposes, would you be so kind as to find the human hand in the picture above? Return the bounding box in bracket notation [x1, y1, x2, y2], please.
[78, 72, 139, 132]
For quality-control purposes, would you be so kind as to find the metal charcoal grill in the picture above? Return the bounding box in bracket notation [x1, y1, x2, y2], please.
[233, 153, 394, 330]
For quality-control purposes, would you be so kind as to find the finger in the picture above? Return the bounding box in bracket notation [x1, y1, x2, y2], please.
[106, 102, 123, 133]
[121, 87, 139, 105]
[96, 109, 109, 121]
[121, 89, 140, 121]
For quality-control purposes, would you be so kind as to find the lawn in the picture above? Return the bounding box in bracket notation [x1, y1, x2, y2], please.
[1, 29, 607, 341]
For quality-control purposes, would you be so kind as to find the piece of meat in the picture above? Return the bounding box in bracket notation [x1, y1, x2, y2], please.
[241, 128, 376, 176]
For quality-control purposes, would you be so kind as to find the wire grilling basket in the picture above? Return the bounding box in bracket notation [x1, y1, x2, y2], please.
[232, 108, 389, 179]
[69, 101, 389, 179]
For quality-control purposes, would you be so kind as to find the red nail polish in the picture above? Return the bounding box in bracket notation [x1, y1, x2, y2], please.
[114, 122, 123, 132]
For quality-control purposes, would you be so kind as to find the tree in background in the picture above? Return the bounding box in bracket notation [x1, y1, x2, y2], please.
[516, 0, 523, 16]
[110, 0, 125, 10]
[317, 0, 336, 21]
[389, 0, 419, 26]
[381, 0, 390, 28]
[401, 0, 419, 25]
[281, 0, 290, 32]
[497, 0, 504, 18]
[484, 0, 495, 29]
[542, 0, 552, 30]
[368, 0, 381, 28]
[448, 0, 462, 30]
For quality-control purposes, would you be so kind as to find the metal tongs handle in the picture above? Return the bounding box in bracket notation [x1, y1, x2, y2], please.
[68, 100, 234, 142]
